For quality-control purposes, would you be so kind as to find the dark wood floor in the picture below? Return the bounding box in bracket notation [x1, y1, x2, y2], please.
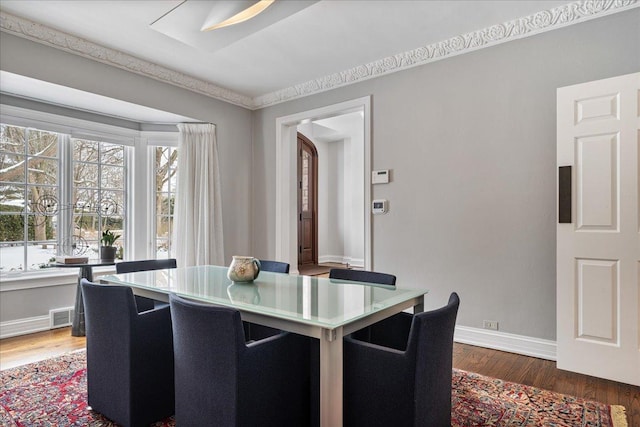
[1, 328, 638, 425]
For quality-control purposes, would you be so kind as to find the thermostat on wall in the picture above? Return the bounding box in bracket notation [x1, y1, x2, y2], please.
[372, 199, 388, 214]
[372, 169, 390, 184]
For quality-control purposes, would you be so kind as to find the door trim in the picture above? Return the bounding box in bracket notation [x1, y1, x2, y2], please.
[275, 96, 371, 274]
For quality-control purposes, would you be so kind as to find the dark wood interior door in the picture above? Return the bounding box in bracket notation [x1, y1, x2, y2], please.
[297, 133, 317, 266]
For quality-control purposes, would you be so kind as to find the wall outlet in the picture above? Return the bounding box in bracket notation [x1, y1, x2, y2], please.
[483, 320, 499, 331]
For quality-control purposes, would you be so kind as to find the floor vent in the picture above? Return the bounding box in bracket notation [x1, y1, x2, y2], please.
[50, 307, 74, 329]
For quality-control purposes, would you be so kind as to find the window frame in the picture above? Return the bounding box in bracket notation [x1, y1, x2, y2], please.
[0, 105, 179, 284]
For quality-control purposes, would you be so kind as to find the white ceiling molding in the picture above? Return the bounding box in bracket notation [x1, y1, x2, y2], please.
[1, 0, 637, 111]
[253, 0, 639, 108]
[0, 11, 254, 110]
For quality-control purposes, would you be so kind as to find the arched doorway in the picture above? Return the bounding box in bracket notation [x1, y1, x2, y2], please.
[297, 132, 318, 266]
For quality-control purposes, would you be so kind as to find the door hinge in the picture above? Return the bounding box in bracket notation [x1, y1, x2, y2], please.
[299, 213, 302, 221]
[299, 245, 302, 254]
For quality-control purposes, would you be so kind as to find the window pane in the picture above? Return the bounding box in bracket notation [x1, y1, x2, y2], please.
[98, 191, 124, 216]
[0, 186, 25, 211]
[74, 140, 99, 162]
[27, 130, 58, 157]
[27, 157, 58, 185]
[101, 165, 124, 189]
[0, 214, 25, 241]
[155, 146, 177, 259]
[74, 162, 98, 188]
[1, 125, 25, 152]
[0, 154, 25, 183]
[102, 216, 123, 232]
[30, 188, 59, 216]
[0, 243, 25, 272]
[156, 239, 170, 259]
[157, 215, 172, 237]
[74, 212, 98, 242]
[101, 143, 124, 166]
[26, 242, 57, 270]
[159, 193, 173, 215]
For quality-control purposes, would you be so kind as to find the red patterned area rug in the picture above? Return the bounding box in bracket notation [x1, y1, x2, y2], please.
[0, 351, 628, 426]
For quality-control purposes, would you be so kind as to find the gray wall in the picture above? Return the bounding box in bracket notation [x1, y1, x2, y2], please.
[0, 31, 253, 265]
[0, 32, 253, 324]
[251, 9, 640, 341]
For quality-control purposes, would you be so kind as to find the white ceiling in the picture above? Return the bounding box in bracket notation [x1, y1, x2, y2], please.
[0, 0, 631, 116]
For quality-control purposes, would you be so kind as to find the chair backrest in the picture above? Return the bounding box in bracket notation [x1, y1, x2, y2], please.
[259, 259, 290, 274]
[116, 258, 177, 274]
[170, 294, 246, 426]
[329, 268, 396, 286]
[410, 292, 460, 425]
[81, 279, 138, 345]
[81, 278, 175, 426]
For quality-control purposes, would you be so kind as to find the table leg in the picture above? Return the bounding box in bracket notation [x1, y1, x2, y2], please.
[319, 326, 343, 427]
[414, 294, 425, 313]
[71, 266, 92, 337]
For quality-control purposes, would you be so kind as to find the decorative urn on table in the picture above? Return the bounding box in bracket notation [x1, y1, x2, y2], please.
[227, 256, 261, 283]
[99, 229, 120, 262]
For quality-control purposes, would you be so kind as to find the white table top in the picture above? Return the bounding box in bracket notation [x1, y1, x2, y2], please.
[102, 264, 427, 331]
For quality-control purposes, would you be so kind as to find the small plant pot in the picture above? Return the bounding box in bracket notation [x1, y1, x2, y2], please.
[100, 246, 117, 262]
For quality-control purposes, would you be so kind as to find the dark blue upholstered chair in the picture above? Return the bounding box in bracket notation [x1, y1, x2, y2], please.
[259, 259, 290, 273]
[115, 258, 177, 274]
[343, 292, 460, 427]
[329, 268, 401, 345]
[309, 268, 398, 426]
[116, 258, 177, 311]
[169, 294, 310, 427]
[328, 268, 396, 286]
[80, 279, 174, 427]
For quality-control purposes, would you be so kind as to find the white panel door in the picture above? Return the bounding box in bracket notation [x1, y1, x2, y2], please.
[557, 72, 639, 386]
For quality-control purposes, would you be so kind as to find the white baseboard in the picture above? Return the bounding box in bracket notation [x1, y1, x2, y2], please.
[455, 325, 556, 361]
[318, 255, 345, 264]
[0, 315, 50, 339]
[318, 255, 364, 268]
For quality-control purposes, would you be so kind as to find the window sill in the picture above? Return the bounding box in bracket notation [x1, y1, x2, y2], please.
[0, 266, 117, 292]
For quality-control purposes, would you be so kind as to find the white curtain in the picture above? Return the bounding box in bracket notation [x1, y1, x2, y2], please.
[174, 123, 224, 266]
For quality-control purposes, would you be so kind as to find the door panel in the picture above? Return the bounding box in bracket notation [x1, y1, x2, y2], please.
[576, 133, 618, 230]
[557, 72, 639, 386]
[298, 133, 317, 265]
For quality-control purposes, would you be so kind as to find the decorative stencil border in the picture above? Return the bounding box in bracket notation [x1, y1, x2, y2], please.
[1, 0, 638, 110]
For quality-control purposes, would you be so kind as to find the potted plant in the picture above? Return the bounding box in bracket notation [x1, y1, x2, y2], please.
[100, 229, 120, 261]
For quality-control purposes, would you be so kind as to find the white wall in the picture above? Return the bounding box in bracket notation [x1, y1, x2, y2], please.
[251, 9, 640, 341]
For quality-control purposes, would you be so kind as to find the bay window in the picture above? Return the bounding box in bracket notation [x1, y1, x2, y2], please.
[0, 106, 179, 276]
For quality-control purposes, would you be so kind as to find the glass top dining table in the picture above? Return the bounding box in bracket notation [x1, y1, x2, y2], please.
[102, 264, 428, 427]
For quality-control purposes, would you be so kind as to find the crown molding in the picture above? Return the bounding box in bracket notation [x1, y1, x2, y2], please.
[0, 12, 254, 110]
[1, 0, 638, 111]
[253, 0, 639, 108]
